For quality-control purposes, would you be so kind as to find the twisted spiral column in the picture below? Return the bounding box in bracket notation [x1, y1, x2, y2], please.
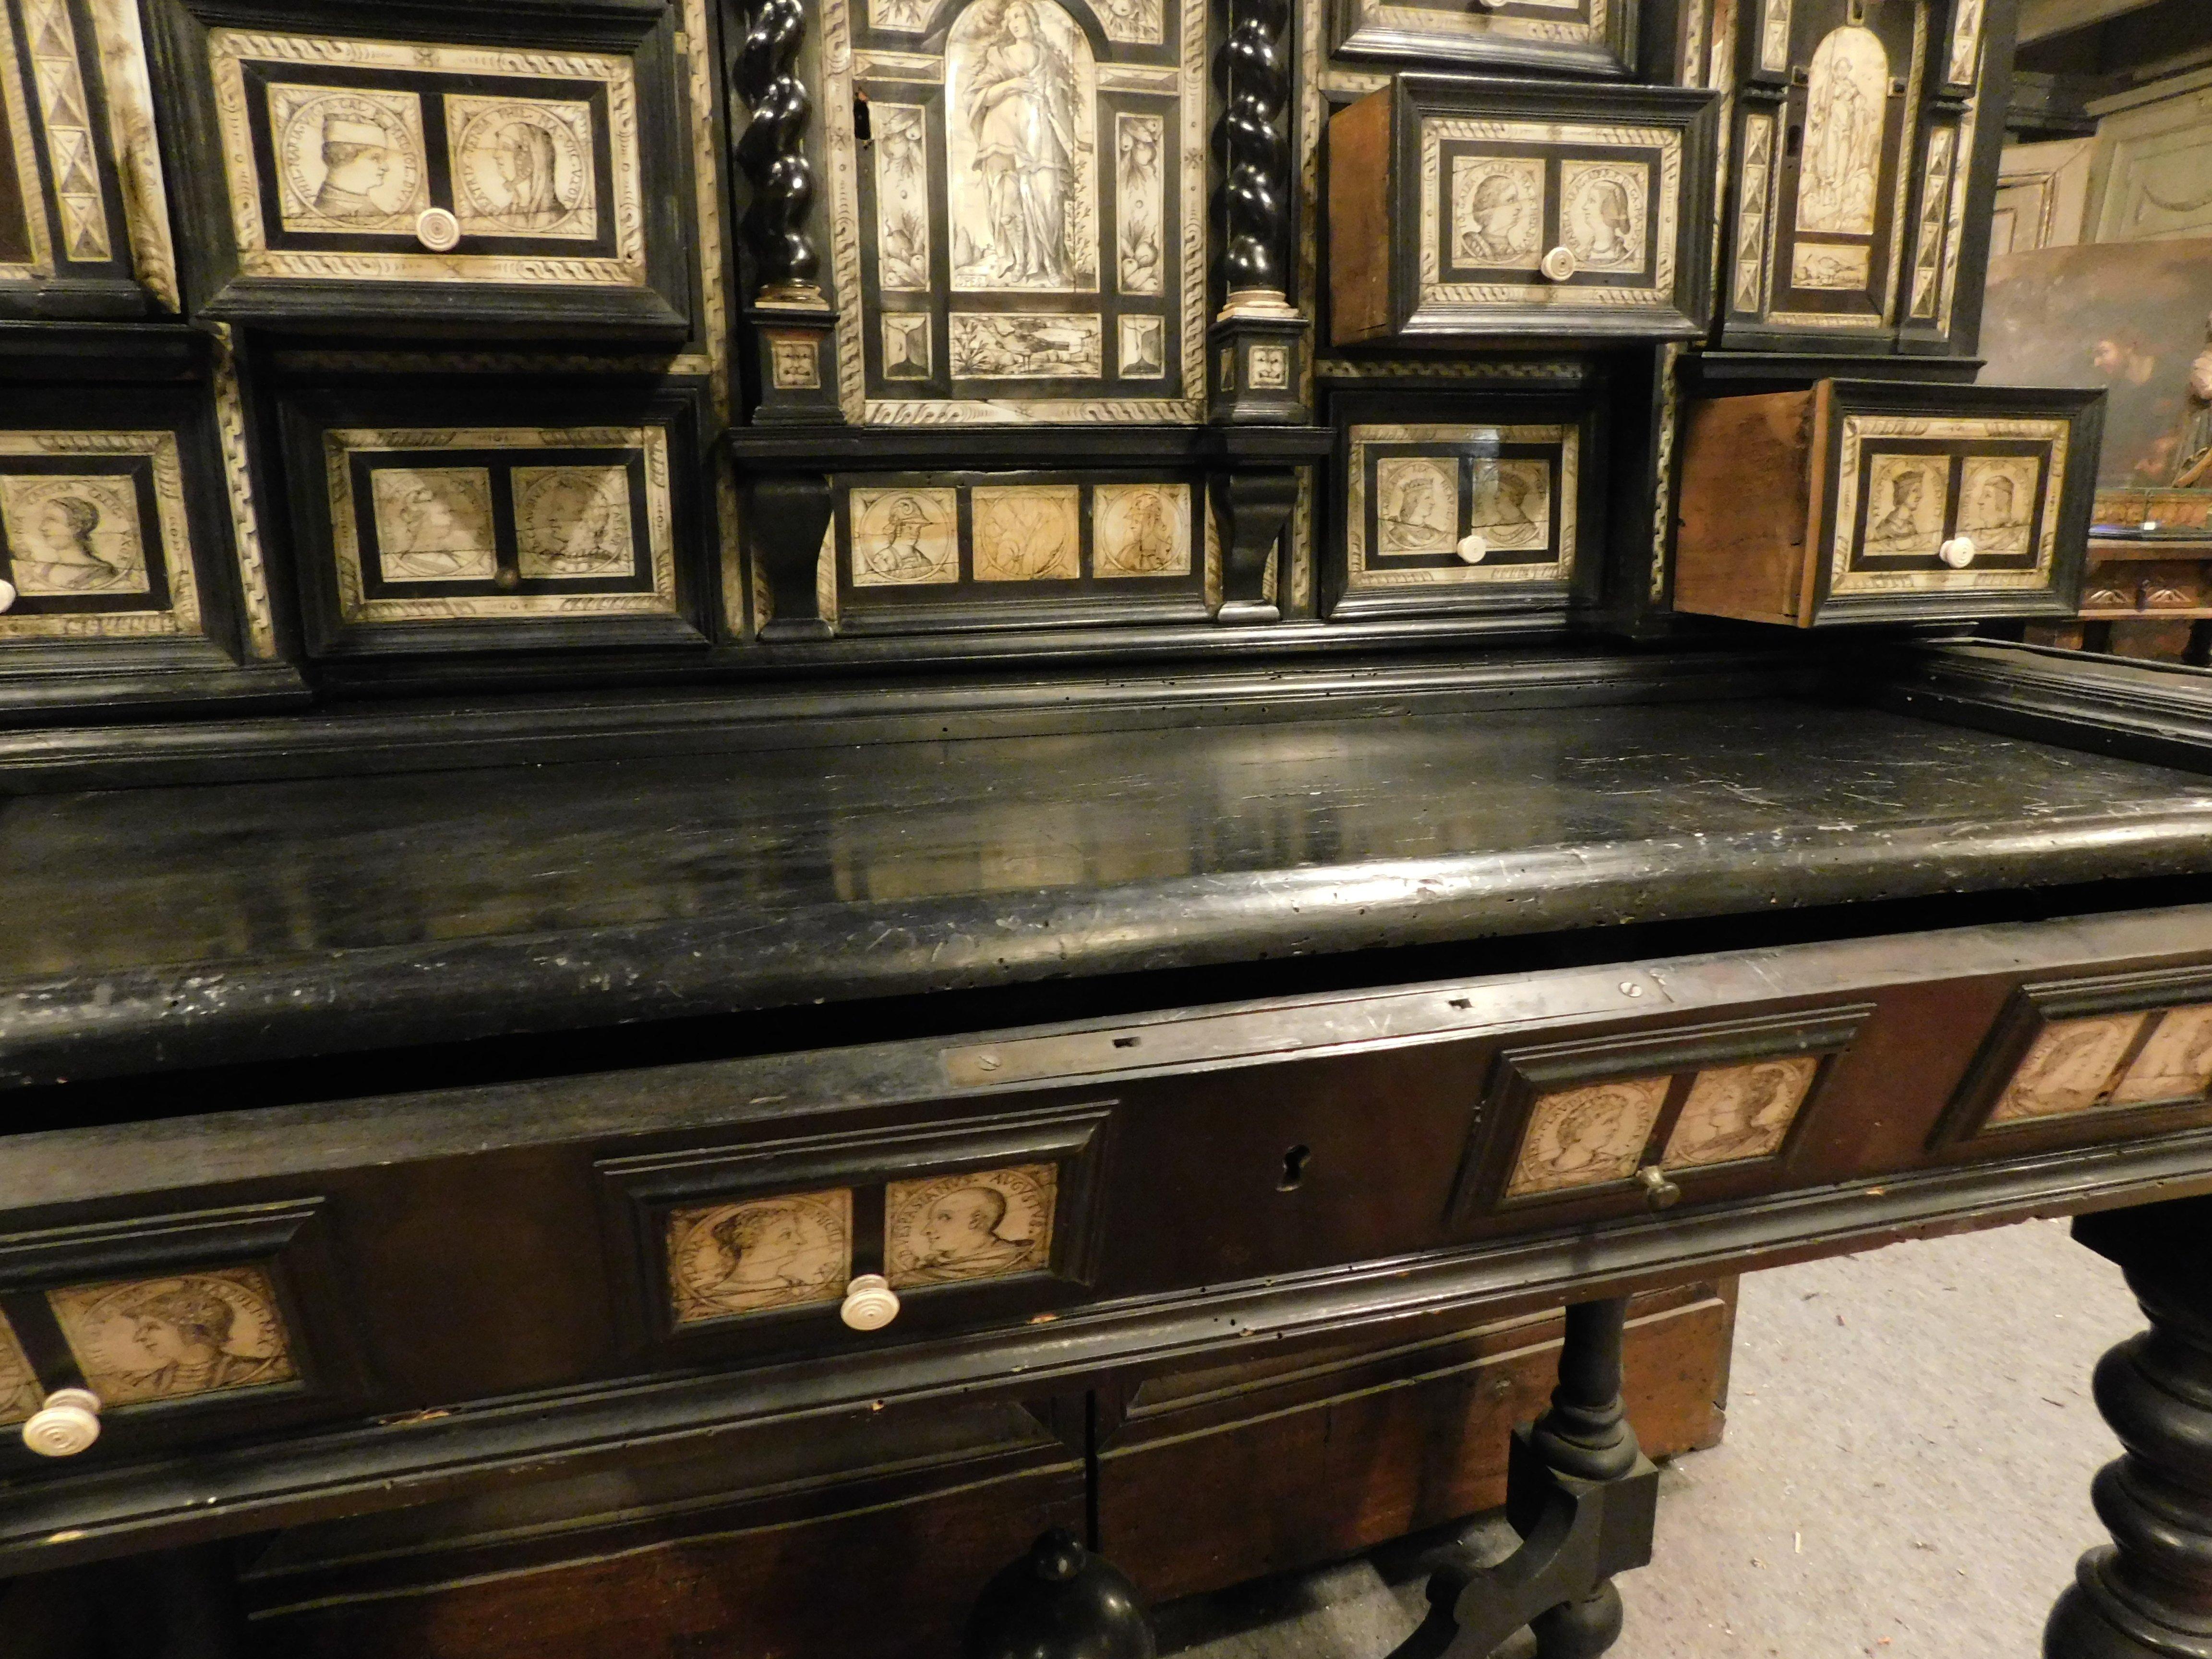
[731, 0, 818, 301]
[1211, 0, 1292, 309]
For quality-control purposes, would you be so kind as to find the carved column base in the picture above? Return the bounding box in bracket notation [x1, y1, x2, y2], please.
[1209, 299, 1309, 426]
[745, 293, 843, 426]
[2048, 1198, 2212, 1659]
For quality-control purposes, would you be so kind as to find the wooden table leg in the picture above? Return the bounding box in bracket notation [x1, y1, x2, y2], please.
[2047, 1197, 2212, 1659]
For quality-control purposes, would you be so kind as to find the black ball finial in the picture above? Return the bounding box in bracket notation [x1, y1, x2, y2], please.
[963, 1529, 1156, 1659]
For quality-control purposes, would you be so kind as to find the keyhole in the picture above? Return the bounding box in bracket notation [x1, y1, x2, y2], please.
[1278, 1144, 1311, 1191]
[854, 90, 873, 144]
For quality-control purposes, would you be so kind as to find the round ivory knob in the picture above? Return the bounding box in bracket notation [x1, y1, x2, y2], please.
[1474, 0, 1508, 9]
[23, 1388, 101, 1458]
[1539, 246, 1578, 282]
[1456, 532, 1489, 564]
[416, 207, 461, 252]
[840, 1274, 900, 1332]
[0, 577, 15, 613]
[1939, 535, 1977, 569]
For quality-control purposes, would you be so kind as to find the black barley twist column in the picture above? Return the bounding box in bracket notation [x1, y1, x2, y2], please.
[2047, 1198, 2212, 1659]
[1208, 0, 1307, 426]
[726, 0, 838, 639]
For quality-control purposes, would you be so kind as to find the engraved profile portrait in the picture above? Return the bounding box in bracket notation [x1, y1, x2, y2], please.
[1988, 1013, 2148, 1124]
[946, 0, 1097, 292]
[450, 97, 596, 240]
[667, 1190, 852, 1322]
[885, 1164, 1058, 1287]
[1863, 457, 1945, 555]
[271, 87, 427, 233]
[1561, 162, 1647, 272]
[0, 474, 149, 595]
[1375, 457, 1457, 555]
[1960, 457, 2038, 555]
[370, 469, 498, 582]
[851, 487, 960, 586]
[514, 466, 636, 578]
[1797, 25, 1887, 237]
[1663, 1057, 1819, 1169]
[1452, 157, 1541, 271]
[49, 1267, 299, 1408]
[1507, 1076, 1669, 1198]
[1467, 458, 1548, 550]
[0, 1316, 40, 1426]
[973, 485, 1080, 581]
[1094, 482, 1191, 577]
[2112, 1005, 2212, 1108]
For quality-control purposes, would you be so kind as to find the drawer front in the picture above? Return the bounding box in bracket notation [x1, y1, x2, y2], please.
[1328, 75, 1718, 347]
[1829, 412, 2069, 597]
[1333, 0, 1635, 79]
[150, 0, 693, 335]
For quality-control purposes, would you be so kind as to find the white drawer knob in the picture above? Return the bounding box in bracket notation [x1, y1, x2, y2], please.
[1540, 246, 1578, 282]
[23, 1388, 101, 1458]
[0, 577, 14, 613]
[1474, 0, 1508, 9]
[416, 207, 461, 252]
[1939, 535, 1977, 569]
[840, 1274, 900, 1331]
[1456, 532, 1489, 564]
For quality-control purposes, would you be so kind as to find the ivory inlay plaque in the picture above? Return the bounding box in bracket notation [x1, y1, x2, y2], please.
[1861, 455, 1947, 556]
[1988, 1014, 2147, 1124]
[950, 312, 1102, 378]
[972, 485, 1080, 581]
[0, 473, 148, 594]
[270, 85, 429, 233]
[1374, 457, 1457, 555]
[1116, 113, 1163, 294]
[1798, 25, 1888, 237]
[1663, 1056, 1818, 1167]
[1559, 159, 1647, 271]
[2113, 1006, 2212, 1107]
[1958, 457, 2037, 555]
[1792, 242, 1872, 290]
[882, 313, 933, 377]
[1908, 126, 1956, 319]
[0, 1316, 39, 1426]
[1450, 156, 1543, 270]
[513, 466, 636, 577]
[1830, 415, 2068, 596]
[447, 95, 598, 239]
[666, 1190, 853, 1322]
[22, 0, 110, 259]
[369, 468, 498, 582]
[945, 0, 1097, 293]
[872, 104, 931, 291]
[1093, 482, 1190, 576]
[1346, 422, 1575, 593]
[1946, 0, 1984, 85]
[1507, 1076, 1669, 1197]
[50, 1266, 299, 1407]
[850, 487, 960, 586]
[1118, 314, 1165, 378]
[885, 1164, 1057, 1286]
[1734, 113, 1775, 314]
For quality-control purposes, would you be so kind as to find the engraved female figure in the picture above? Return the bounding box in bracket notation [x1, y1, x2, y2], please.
[963, 0, 1079, 285]
[491, 120, 570, 229]
[15, 495, 122, 592]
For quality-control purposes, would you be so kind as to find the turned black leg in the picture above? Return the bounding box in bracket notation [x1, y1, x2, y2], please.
[2047, 1197, 2212, 1659]
[1389, 1296, 1658, 1659]
[965, 1528, 1155, 1659]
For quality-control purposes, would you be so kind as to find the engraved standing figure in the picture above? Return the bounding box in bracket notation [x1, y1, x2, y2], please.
[963, 0, 1080, 284]
[1799, 27, 1887, 236]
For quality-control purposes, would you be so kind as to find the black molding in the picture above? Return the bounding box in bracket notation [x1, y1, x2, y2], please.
[1878, 640, 2212, 775]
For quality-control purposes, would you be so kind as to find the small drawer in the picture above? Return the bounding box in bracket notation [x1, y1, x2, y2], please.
[1327, 74, 1719, 347]
[146, 0, 693, 337]
[1672, 378, 2104, 628]
[1324, 386, 1603, 620]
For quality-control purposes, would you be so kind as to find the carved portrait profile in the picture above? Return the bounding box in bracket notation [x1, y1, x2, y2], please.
[850, 487, 960, 586]
[945, 0, 1098, 293]
[666, 1190, 853, 1322]
[1988, 1013, 2147, 1124]
[448, 96, 597, 240]
[0, 1316, 39, 1426]
[1374, 457, 1457, 556]
[0, 474, 149, 595]
[885, 1164, 1058, 1287]
[1450, 156, 1543, 271]
[1663, 1057, 1819, 1168]
[1094, 482, 1191, 577]
[513, 466, 636, 578]
[269, 85, 428, 234]
[1959, 457, 2039, 555]
[49, 1266, 299, 1407]
[1797, 25, 1887, 238]
[1467, 459, 1550, 550]
[1862, 456, 1947, 556]
[2112, 1005, 2212, 1107]
[972, 485, 1080, 581]
[1507, 1076, 1669, 1198]
[369, 469, 498, 582]
[1561, 161, 1647, 272]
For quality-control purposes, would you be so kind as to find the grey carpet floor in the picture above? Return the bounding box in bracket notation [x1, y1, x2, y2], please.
[1154, 1217, 2143, 1659]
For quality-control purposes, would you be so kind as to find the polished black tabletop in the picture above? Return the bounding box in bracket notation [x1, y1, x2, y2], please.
[6, 695, 2212, 1087]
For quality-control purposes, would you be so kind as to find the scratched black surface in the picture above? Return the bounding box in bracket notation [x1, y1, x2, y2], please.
[5, 697, 2212, 1085]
